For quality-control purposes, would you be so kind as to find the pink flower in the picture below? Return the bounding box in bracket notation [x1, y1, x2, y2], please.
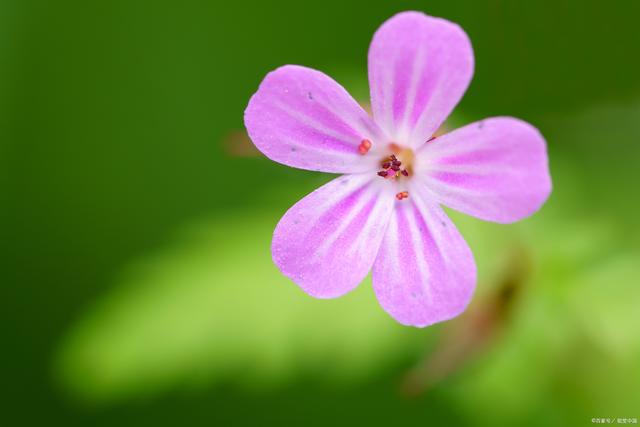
[244, 11, 551, 327]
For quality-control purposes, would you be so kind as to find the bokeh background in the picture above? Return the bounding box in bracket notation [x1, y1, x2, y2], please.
[3, 0, 640, 425]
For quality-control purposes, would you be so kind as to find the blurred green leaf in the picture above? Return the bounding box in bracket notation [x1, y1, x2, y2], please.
[447, 231, 640, 427]
[569, 254, 640, 361]
[54, 212, 428, 403]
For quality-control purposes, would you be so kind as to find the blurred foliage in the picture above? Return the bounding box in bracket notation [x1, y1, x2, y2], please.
[55, 212, 428, 403]
[3, 0, 640, 426]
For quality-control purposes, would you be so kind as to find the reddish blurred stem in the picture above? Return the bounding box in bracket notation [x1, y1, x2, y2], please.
[400, 246, 531, 397]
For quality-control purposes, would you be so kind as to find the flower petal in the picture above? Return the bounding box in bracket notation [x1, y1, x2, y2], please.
[272, 174, 394, 298]
[245, 65, 385, 173]
[372, 191, 476, 327]
[368, 11, 474, 147]
[416, 117, 552, 223]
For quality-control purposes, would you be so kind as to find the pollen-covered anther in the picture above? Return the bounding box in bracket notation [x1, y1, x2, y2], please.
[358, 139, 372, 155]
[377, 153, 412, 180]
[395, 191, 409, 201]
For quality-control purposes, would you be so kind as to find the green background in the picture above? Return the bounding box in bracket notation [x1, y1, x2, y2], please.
[3, 0, 640, 425]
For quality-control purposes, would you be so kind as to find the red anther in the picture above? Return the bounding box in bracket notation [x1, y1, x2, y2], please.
[358, 139, 372, 155]
[382, 161, 391, 169]
[401, 169, 409, 176]
[390, 154, 398, 160]
[395, 191, 409, 200]
[377, 170, 388, 177]
[382, 170, 398, 179]
[391, 164, 400, 172]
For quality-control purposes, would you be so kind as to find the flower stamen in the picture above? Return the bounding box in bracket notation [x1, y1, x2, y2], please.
[395, 191, 409, 200]
[377, 153, 410, 179]
[358, 139, 372, 155]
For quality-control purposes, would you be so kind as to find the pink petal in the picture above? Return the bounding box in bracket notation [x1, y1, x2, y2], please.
[272, 174, 394, 298]
[368, 11, 474, 147]
[245, 65, 385, 173]
[372, 191, 476, 327]
[416, 117, 552, 223]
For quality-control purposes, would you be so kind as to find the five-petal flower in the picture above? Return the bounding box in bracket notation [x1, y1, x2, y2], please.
[244, 11, 551, 327]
